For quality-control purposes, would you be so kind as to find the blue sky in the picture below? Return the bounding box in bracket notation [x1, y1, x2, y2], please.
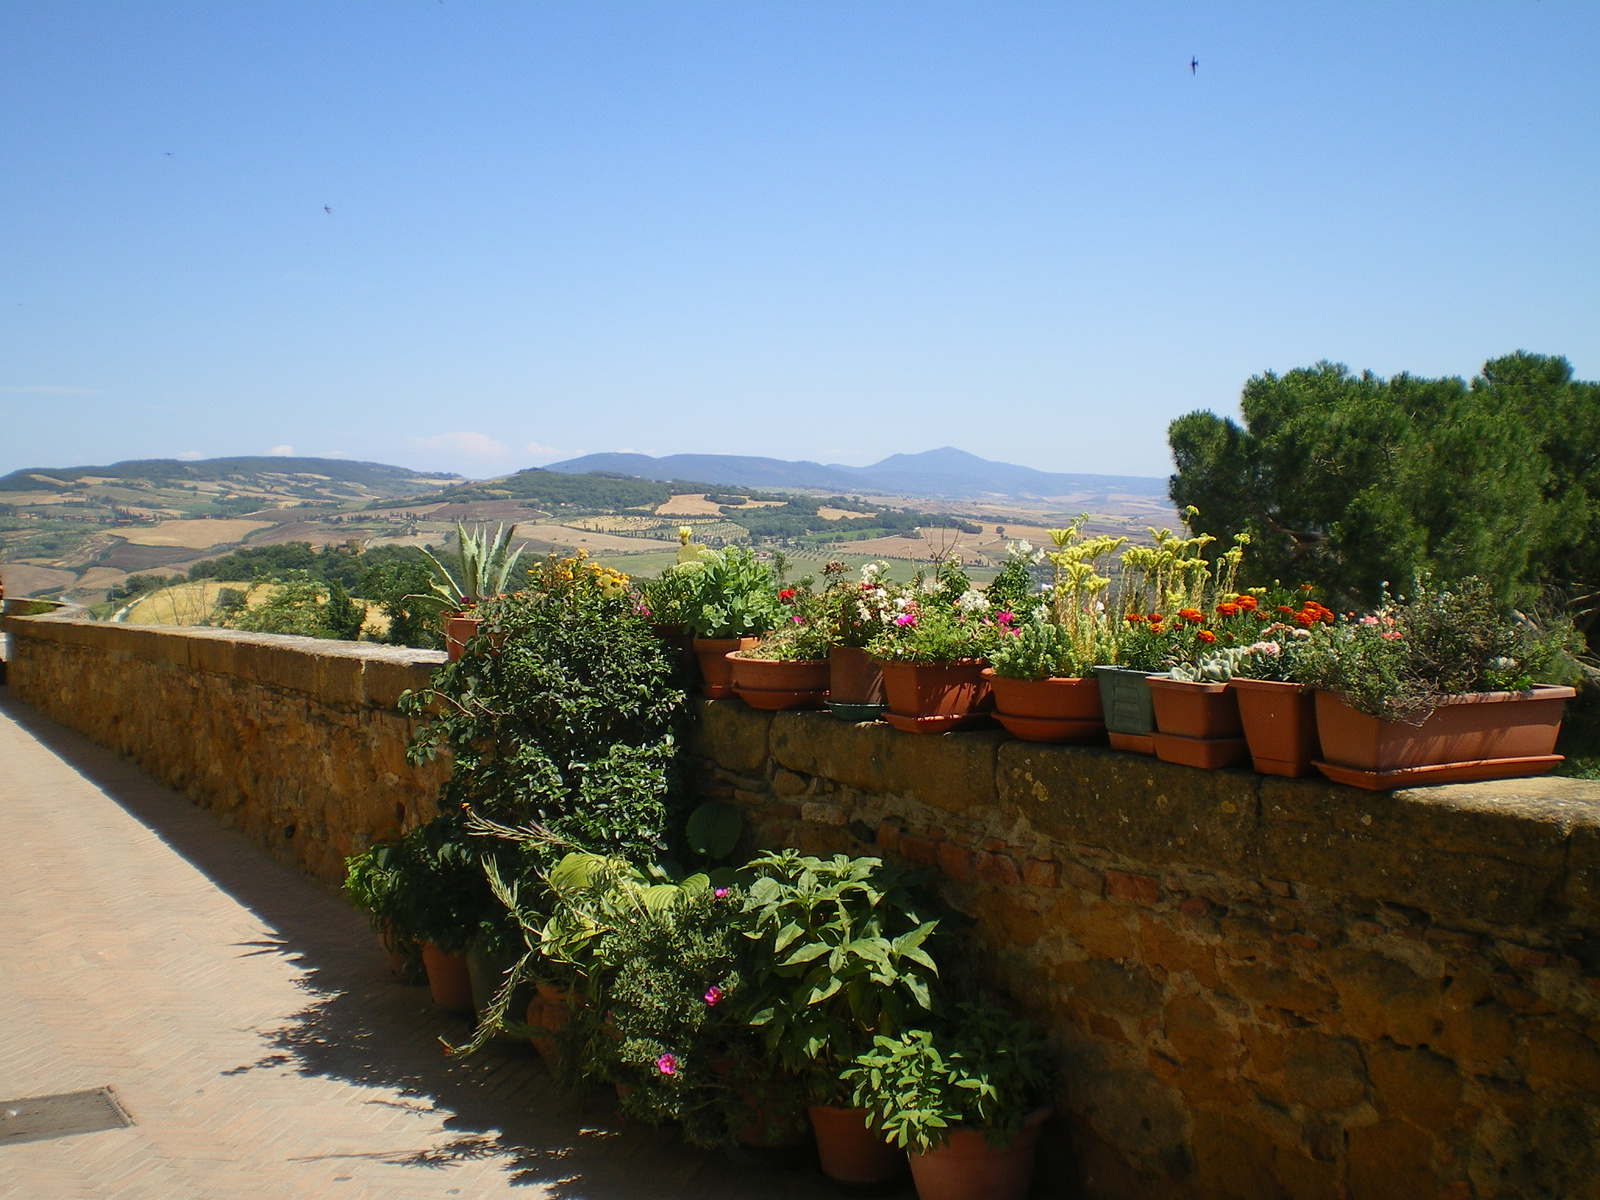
[2, 2, 1596, 480]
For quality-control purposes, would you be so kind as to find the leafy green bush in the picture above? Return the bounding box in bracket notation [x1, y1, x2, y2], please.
[987, 612, 1086, 680]
[670, 546, 781, 639]
[844, 998, 1054, 1152]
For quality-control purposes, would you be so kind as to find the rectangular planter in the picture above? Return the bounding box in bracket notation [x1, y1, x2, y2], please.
[878, 660, 993, 733]
[1230, 678, 1320, 777]
[1094, 667, 1156, 755]
[1147, 677, 1244, 739]
[1313, 685, 1575, 789]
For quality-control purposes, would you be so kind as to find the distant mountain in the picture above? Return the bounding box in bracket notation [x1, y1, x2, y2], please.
[0, 456, 459, 497]
[547, 447, 1168, 500]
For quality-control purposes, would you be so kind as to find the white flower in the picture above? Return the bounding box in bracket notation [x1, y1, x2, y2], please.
[956, 588, 990, 615]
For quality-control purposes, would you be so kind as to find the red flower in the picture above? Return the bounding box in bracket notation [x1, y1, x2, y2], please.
[1196, 630, 1217, 644]
[778, 589, 797, 604]
[1236, 595, 1258, 612]
[1147, 612, 1164, 623]
[1126, 613, 1145, 624]
[1215, 602, 1239, 617]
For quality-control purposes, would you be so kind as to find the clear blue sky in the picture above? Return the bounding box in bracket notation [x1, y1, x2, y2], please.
[2, 2, 1596, 480]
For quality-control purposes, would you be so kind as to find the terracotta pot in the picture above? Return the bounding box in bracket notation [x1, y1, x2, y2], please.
[421, 943, 474, 1012]
[1231, 678, 1321, 777]
[907, 1106, 1053, 1200]
[1148, 677, 1244, 739]
[829, 645, 885, 705]
[985, 671, 1106, 743]
[443, 615, 482, 662]
[1094, 667, 1155, 753]
[1152, 732, 1249, 769]
[728, 653, 829, 711]
[693, 637, 761, 697]
[878, 660, 994, 734]
[526, 982, 570, 1069]
[808, 1105, 907, 1186]
[1313, 685, 1575, 789]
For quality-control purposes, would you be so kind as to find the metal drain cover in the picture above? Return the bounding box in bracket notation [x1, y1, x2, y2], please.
[0, 1088, 133, 1145]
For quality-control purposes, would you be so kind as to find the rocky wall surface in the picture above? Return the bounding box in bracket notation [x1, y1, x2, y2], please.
[2, 613, 447, 886]
[690, 699, 1600, 1200]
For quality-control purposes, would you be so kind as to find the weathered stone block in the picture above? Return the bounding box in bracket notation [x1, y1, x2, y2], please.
[1346, 1119, 1438, 1200]
[975, 850, 1022, 887]
[1326, 948, 1442, 1045]
[999, 742, 1259, 869]
[1107, 870, 1161, 905]
[689, 698, 772, 774]
[1367, 1043, 1461, 1131]
[771, 710, 1002, 813]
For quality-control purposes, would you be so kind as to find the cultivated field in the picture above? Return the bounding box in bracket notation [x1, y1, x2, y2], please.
[120, 519, 275, 549]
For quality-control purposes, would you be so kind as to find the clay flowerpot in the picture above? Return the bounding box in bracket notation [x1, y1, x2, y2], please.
[1231, 678, 1321, 777]
[829, 645, 886, 709]
[808, 1105, 907, 1186]
[1148, 676, 1248, 769]
[878, 660, 994, 734]
[984, 670, 1106, 743]
[1313, 685, 1576, 790]
[1093, 666, 1156, 755]
[693, 637, 761, 697]
[908, 1106, 1053, 1200]
[728, 652, 829, 711]
[443, 614, 482, 662]
[526, 982, 571, 1069]
[421, 943, 474, 1012]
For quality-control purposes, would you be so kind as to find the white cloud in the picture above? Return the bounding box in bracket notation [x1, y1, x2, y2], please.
[267, 444, 295, 457]
[524, 441, 573, 464]
[409, 431, 512, 460]
[0, 385, 101, 394]
[176, 450, 203, 461]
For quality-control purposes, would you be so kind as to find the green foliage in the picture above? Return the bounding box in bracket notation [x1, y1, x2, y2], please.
[104, 573, 175, 604]
[685, 802, 743, 863]
[433, 469, 672, 511]
[1169, 353, 1600, 639]
[740, 851, 943, 1102]
[190, 542, 320, 582]
[402, 572, 688, 859]
[1293, 578, 1581, 721]
[342, 815, 493, 954]
[844, 998, 1054, 1152]
[988, 612, 1087, 680]
[671, 546, 781, 639]
[356, 549, 443, 648]
[417, 522, 525, 612]
[215, 572, 343, 638]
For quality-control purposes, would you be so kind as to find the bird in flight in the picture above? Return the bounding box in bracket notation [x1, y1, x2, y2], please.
[1191, 56, 1199, 74]
[324, 205, 332, 215]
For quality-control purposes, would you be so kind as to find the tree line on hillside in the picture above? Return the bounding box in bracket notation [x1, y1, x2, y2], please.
[1168, 351, 1599, 649]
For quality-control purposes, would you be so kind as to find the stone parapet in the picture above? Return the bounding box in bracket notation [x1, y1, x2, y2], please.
[2, 613, 447, 885]
[691, 699, 1600, 1200]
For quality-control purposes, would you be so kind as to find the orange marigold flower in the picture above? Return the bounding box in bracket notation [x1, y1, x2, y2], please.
[1125, 613, 1145, 624]
[1216, 602, 1240, 617]
[1196, 630, 1217, 644]
[1178, 608, 1203, 623]
[1147, 612, 1163, 623]
[1295, 611, 1317, 627]
[1236, 595, 1258, 611]
[1277, 605, 1296, 616]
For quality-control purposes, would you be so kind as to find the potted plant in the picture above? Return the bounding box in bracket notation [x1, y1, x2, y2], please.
[659, 544, 781, 697]
[1149, 649, 1250, 769]
[822, 560, 897, 721]
[413, 522, 527, 660]
[844, 998, 1055, 1200]
[1226, 595, 1328, 777]
[867, 562, 1000, 734]
[742, 851, 944, 1186]
[985, 528, 1121, 743]
[1294, 578, 1581, 789]
[729, 583, 831, 711]
[342, 838, 426, 984]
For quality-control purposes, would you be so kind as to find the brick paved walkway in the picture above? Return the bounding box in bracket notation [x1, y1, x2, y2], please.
[0, 691, 847, 1199]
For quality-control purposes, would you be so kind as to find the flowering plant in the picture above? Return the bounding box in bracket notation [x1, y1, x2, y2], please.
[822, 560, 902, 649]
[651, 544, 781, 640]
[742, 579, 833, 661]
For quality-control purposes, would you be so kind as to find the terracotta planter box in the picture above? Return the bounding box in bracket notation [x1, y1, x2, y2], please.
[692, 636, 760, 697]
[907, 1105, 1053, 1200]
[985, 670, 1106, 743]
[421, 943, 474, 1012]
[878, 660, 994, 734]
[1313, 685, 1575, 789]
[808, 1105, 907, 1186]
[443, 614, 482, 662]
[728, 653, 829, 711]
[1231, 678, 1321, 777]
[829, 645, 885, 706]
[1093, 666, 1156, 754]
[1148, 677, 1244, 739]
[1152, 731, 1249, 769]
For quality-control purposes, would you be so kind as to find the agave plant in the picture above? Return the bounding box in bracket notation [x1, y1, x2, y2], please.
[416, 522, 525, 613]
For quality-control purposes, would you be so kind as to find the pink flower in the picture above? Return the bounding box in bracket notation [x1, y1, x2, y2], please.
[1359, 615, 1378, 626]
[791, 615, 804, 624]
[656, 1054, 677, 1075]
[703, 986, 723, 1006]
[996, 610, 1015, 627]
[1381, 631, 1403, 641]
[713, 887, 729, 898]
[894, 612, 917, 627]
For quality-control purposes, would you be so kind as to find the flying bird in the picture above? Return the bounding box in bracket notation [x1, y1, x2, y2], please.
[1191, 57, 1199, 74]
[324, 205, 332, 214]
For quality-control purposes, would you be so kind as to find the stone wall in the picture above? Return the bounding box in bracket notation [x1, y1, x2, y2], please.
[2, 612, 447, 885]
[690, 700, 1600, 1200]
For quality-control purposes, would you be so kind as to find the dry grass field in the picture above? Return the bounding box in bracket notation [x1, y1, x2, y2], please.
[119, 519, 274, 549]
[512, 523, 680, 555]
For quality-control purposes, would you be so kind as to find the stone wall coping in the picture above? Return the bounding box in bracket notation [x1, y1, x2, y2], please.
[2, 613, 445, 710]
[696, 699, 1600, 928]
